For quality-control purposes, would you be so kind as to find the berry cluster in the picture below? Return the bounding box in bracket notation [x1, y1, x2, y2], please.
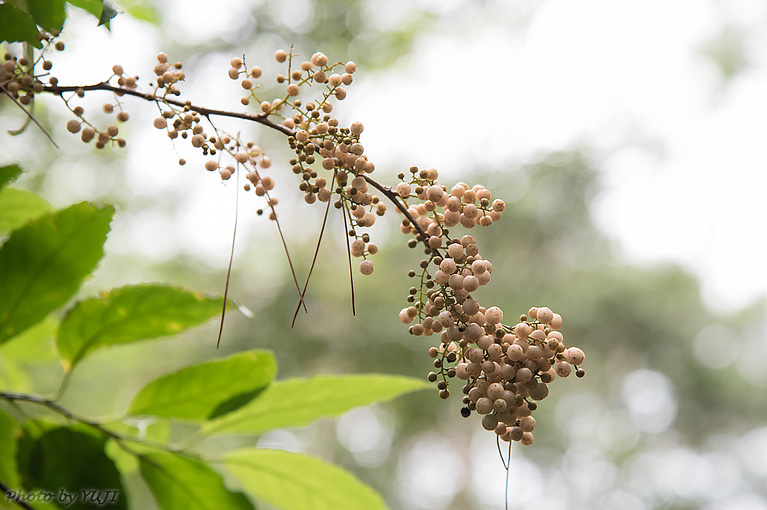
[393, 168, 587, 444]
[232, 48, 382, 272]
[1, 31, 62, 107]
[3, 35, 138, 149]
[9, 41, 588, 444]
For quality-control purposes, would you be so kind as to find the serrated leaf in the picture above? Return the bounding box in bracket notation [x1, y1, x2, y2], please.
[0, 202, 114, 345]
[0, 164, 23, 190]
[27, 0, 67, 32]
[0, 4, 42, 48]
[27, 427, 127, 510]
[204, 374, 429, 436]
[139, 452, 254, 510]
[128, 350, 276, 420]
[0, 410, 21, 488]
[0, 187, 54, 234]
[226, 449, 386, 510]
[57, 284, 224, 368]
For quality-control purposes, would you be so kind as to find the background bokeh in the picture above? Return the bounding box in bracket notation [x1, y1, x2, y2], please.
[2, 0, 767, 508]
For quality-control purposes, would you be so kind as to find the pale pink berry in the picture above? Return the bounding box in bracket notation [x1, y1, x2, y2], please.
[485, 306, 503, 324]
[396, 182, 411, 197]
[536, 307, 554, 324]
[359, 260, 374, 275]
[564, 347, 585, 365]
[555, 361, 572, 377]
[311, 52, 328, 67]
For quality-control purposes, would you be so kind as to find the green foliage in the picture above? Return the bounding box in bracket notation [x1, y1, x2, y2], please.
[0, 166, 426, 509]
[0, 187, 54, 234]
[0, 3, 42, 48]
[128, 350, 276, 420]
[0, 165, 51, 234]
[65, 0, 105, 19]
[24, 428, 127, 510]
[0, 410, 20, 487]
[0, 202, 113, 345]
[226, 449, 388, 510]
[139, 453, 254, 510]
[205, 374, 429, 436]
[65, 0, 119, 27]
[0, 164, 23, 189]
[0, 0, 117, 43]
[26, 0, 67, 33]
[56, 284, 224, 369]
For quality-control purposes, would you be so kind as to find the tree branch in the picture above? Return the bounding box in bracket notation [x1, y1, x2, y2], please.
[41, 82, 436, 252]
[43, 82, 294, 136]
[0, 391, 188, 456]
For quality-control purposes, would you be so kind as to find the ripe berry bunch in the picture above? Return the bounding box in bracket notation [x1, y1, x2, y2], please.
[236, 48, 383, 273]
[2, 31, 62, 107]
[3, 35, 129, 149]
[427, 306, 585, 445]
[385, 163, 586, 444]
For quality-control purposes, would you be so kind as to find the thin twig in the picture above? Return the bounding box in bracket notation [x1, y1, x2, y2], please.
[0, 392, 188, 456]
[505, 440, 512, 510]
[217, 166, 240, 349]
[291, 174, 336, 327]
[1, 84, 60, 148]
[340, 200, 356, 316]
[44, 82, 294, 136]
[496, 434, 509, 469]
[266, 198, 308, 314]
[363, 174, 434, 252]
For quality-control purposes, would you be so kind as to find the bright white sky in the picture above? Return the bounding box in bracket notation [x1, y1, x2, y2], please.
[10, 0, 764, 313]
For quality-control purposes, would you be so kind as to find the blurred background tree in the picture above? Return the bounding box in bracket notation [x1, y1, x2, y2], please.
[2, 0, 766, 509]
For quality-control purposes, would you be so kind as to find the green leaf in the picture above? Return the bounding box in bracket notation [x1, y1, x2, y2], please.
[66, 0, 103, 19]
[0, 4, 42, 48]
[0, 202, 114, 345]
[124, 4, 160, 24]
[0, 164, 23, 190]
[0, 410, 21, 488]
[99, 0, 120, 27]
[56, 284, 224, 369]
[0, 315, 58, 360]
[66, 0, 119, 28]
[139, 452, 254, 510]
[0, 187, 54, 234]
[226, 449, 386, 510]
[204, 374, 429, 436]
[0, 317, 60, 392]
[128, 350, 276, 420]
[27, 427, 127, 510]
[27, 0, 67, 33]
